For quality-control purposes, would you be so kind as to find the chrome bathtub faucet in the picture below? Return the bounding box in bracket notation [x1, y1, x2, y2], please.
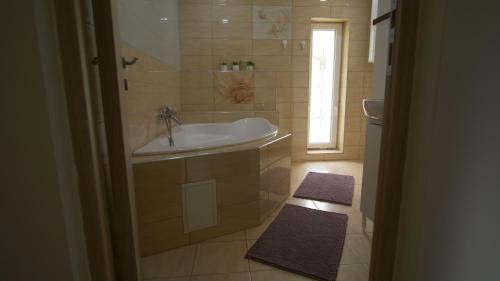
[158, 106, 182, 147]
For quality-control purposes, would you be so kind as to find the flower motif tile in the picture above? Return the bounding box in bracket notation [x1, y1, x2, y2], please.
[253, 6, 292, 39]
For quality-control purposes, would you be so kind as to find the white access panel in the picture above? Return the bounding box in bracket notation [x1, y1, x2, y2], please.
[182, 179, 217, 233]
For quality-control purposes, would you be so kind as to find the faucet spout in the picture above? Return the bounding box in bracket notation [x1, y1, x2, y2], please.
[158, 106, 182, 147]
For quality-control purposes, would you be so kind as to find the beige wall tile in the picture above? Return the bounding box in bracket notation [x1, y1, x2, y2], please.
[213, 5, 252, 22]
[252, 0, 292, 5]
[293, 102, 308, 117]
[292, 71, 309, 87]
[292, 23, 311, 39]
[181, 55, 213, 71]
[276, 71, 292, 87]
[254, 71, 277, 87]
[292, 56, 309, 71]
[347, 71, 364, 88]
[179, 4, 213, 22]
[292, 87, 308, 102]
[181, 87, 214, 104]
[139, 218, 190, 256]
[181, 71, 214, 88]
[212, 22, 252, 39]
[214, 0, 252, 5]
[253, 39, 292, 56]
[292, 117, 308, 133]
[276, 103, 292, 118]
[293, 0, 332, 6]
[254, 88, 277, 104]
[180, 22, 213, 38]
[182, 104, 216, 111]
[253, 56, 292, 71]
[276, 87, 292, 103]
[212, 39, 253, 55]
[181, 38, 213, 55]
[293, 6, 330, 23]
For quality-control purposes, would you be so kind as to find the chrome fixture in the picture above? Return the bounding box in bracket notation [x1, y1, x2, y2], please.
[158, 106, 182, 147]
[122, 57, 138, 69]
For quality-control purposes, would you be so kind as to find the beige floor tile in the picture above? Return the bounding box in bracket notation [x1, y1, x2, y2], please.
[347, 212, 374, 234]
[286, 198, 318, 209]
[143, 276, 190, 281]
[313, 201, 355, 214]
[340, 243, 362, 265]
[206, 231, 246, 243]
[192, 241, 249, 275]
[190, 272, 251, 281]
[346, 234, 372, 265]
[245, 216, 275, 240]
[250, 270, 313, 281]
[142, 245, 196, 279]
[336, 264, 369, 281]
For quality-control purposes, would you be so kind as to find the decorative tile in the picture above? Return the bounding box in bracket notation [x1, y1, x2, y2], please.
[253, 6, 292, 39]
[214, 71, 255, 104]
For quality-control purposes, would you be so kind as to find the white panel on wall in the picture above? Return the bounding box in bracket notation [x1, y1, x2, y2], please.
[117, 0, 180, 70]
[182, 179, 218, 233]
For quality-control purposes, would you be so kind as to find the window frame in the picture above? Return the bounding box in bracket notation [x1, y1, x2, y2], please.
[307, 22, 344, 150]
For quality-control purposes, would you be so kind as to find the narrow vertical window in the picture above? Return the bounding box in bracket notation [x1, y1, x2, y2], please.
[307, 23, 343, 150]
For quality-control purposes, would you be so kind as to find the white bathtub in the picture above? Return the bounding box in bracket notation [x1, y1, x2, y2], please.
[133, 118, 278, 156]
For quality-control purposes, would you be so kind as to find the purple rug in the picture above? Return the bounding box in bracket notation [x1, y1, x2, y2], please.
[294, 172, 354, 206]
[246, 204, 348, 281]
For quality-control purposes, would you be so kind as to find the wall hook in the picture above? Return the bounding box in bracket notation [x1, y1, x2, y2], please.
[300, 40, 306, 50]
[282, 39, 288, 49]
[122, 57, 139, 69]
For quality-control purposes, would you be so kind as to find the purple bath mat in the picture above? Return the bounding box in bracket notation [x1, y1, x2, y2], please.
[246, 204, 348, 281]
[294, 172, 354, 205]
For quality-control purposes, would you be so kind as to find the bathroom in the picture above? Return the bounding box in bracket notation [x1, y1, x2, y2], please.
[95, 0, 382, 280]
[5, 0, 500, 280]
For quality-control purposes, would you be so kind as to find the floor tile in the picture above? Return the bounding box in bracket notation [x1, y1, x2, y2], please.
[146, 276, 191, 281]
[190, 272, 251, 281]
[336, 264, 369, 281]
[347, 212, 374, 234]
[141, 245, 196, 279]
[313, 201, 355, 214]
[345, 234, 372, 265]
[206, 231, 246, 242]
[192, 241, 249, 275]
[340, 243, 362, 265]
[250, 270, 313, 281]
[245, 217, 274, 240]
[286, 197, 318, 209]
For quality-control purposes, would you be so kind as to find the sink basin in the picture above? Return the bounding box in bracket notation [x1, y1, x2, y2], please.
[363, 99, 384, 126]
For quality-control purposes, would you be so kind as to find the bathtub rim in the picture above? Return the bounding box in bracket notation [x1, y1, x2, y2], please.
[131, 132, 291, 165]
[132, 118, 279, 157]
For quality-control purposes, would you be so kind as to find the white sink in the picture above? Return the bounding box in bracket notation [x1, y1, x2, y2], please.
[363, 99, 384, 126]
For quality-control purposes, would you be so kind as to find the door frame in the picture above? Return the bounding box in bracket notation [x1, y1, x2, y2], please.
[369, 0, 420, 281]
[52, 0, 420, 280]
[52, 0, 140, 280]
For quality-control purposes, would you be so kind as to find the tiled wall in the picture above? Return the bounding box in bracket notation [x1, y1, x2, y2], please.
[122, 44, 181, 151]
[118, 0, 182, 151]
[290, 0, 373, 161]
[178, 0, 373, 161]
[178, 0, 293, 131]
